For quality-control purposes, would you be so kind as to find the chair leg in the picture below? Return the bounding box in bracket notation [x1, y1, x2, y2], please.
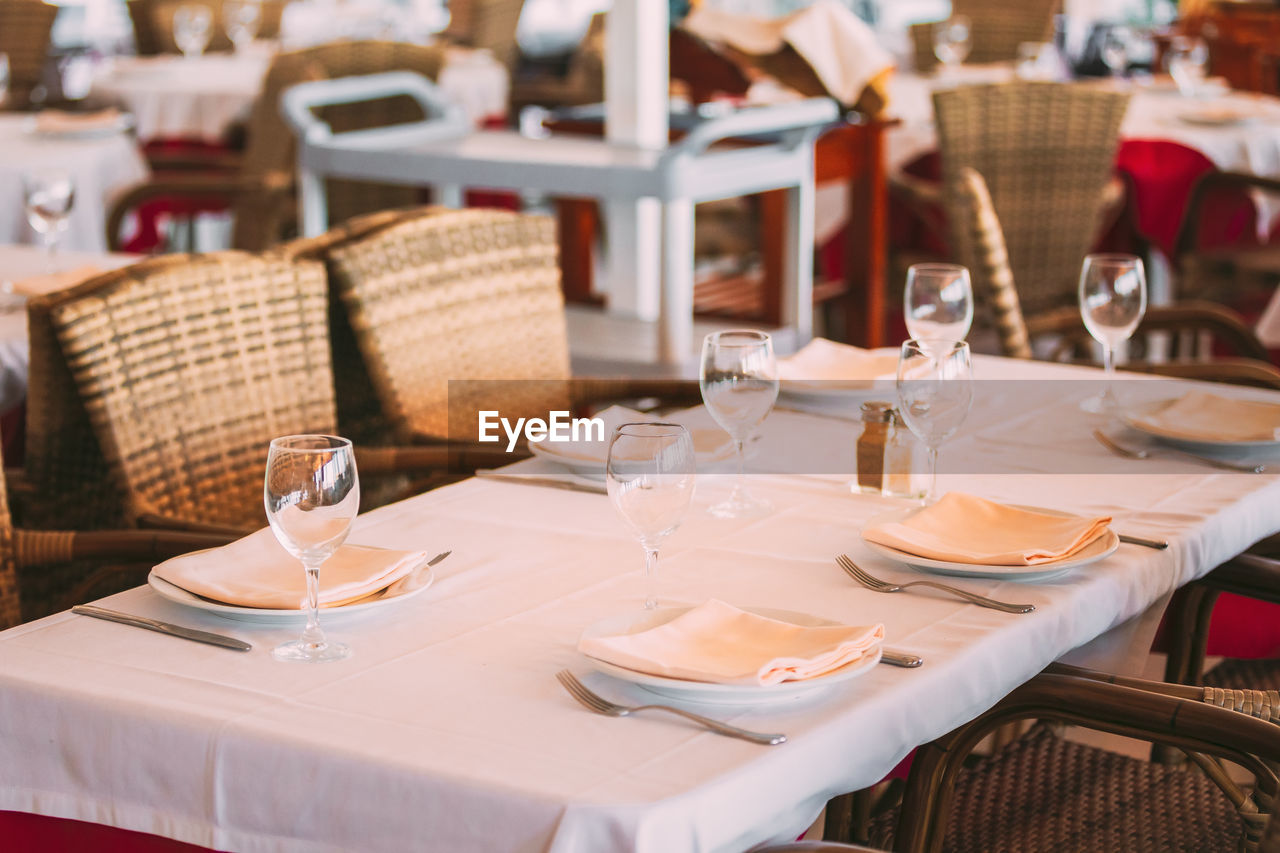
[823, 791, 855, 843]
[1154, 581, 1220, 764]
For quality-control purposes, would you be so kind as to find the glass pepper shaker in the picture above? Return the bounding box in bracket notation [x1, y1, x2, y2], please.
[855, 401, 893, 495]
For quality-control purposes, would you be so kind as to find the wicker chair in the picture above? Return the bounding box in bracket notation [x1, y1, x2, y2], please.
[954, 166, 1280, 387]
[106, 50, 323, 252]
[909, 0, 1059, 73]
[0, 0, 57, 109]
[286, 206, 701, 446]
[126, 0, 285, 55]
[1174, 171, 1280, 305]
[25, 251, 467, 534]
[854, 663, 1280, 852]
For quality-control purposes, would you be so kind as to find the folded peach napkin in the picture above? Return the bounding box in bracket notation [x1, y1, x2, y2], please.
[34, 108, 126, 135]
[862, 493, 1112, 566]
[578, 599, 884, 686]
[152, 526, 429, 609]
[1131, 391, 1280, 443]
[777, 338, 899, 384]
[11, 266, 101, 298]
[532, 405, 733, 464]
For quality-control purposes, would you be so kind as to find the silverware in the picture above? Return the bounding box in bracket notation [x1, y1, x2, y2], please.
[72, 604, 252, 651]
[880, 648, 924, 667]
[1092, 429, 1265, 474]
[835, 555, 1035, 614]
[475, 470, 607, 494]
[1118, 533, 1168, 550]
[555, 670, 786, 745]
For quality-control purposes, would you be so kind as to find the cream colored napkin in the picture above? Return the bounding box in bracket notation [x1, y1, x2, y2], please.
[153, 526, 429, 609]
[11, 266, 101, 298]
[34, 108, 125, 135]
[531, 405, 733, 464]
[578, 599, 884, 686]
[777, 338, 899, 384]
[682, 0, 894, 107]
[863, 493, 1112, 566]
[1131, 391, 1280, 443]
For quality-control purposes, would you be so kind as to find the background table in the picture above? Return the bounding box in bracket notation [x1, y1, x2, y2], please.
[1, 357, 1276, 852]
[0, 116, 149, 253]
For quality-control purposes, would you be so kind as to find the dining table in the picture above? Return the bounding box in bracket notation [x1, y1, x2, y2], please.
[0, 355, 1277, 852]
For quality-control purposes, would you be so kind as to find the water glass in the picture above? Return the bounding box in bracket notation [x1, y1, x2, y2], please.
[897, 340, 973, 504]
[933, 15, 972, 70]
[699, 330, 779, 519]
[23, 170, 75, 262]
[173, 4, 213, 58]
[265, 435, 360, 662]
[904, 263, 973, 346]
[1078, 253, 1147, 414]
[1166, 36, 1208, 97]
[224, 0, 261, 52]
[606, 423, 696, 610]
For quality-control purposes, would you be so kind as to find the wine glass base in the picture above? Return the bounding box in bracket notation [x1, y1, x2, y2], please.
[707, 494, 772, 519]
[1079, 394, 1114, 415]
[272, 638, 351, 663]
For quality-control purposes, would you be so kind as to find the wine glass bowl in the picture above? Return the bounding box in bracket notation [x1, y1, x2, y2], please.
[606, 423, 696, 610]
[1166, 36, 1208, 97]
[172, 4, 213, 59]
[1078, 253, 1147, 414]
[933, 15, 972, 70]
[265, 434, 360, 662]
[896, 340, 973, 503]
[23, 170, 75, 262]
[223, 0, 261, 52]
[699, 330, 779, 519]
[904, 263, 973, 346]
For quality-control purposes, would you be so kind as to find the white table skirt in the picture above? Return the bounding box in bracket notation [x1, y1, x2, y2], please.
[0, 116, 149, 253]
[0, 358, 1277, 852]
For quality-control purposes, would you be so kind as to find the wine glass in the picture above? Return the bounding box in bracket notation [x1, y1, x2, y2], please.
[933, 15, 972, 72]
[1100, 26, 1130, 79]
[265, 435, 360, 662]
[699, 330, 779, 519]
[0, 54, 10, 108]
[606, 423, 696, 610]
[904, 263, 973, 346]
[1078, 253, 1147, 415]
[173, 4, 213, 59]
[896, 340, 973, 504]
[224, 0, 261, 53]
[1166, 36, 1208, 97]
[23, 170, 75, 265]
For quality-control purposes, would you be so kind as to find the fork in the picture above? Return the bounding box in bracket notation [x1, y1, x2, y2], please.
[555, 670, 786, 745]
[835, 554, 1035, 614]
[1092, 429, 1265, 474]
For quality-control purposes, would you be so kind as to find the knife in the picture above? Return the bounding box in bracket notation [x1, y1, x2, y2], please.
[72, 605, 253, 652]
[1118, 534, 1169, 550]
[475, 470, 607, 495]
[880, 648, 923, 668]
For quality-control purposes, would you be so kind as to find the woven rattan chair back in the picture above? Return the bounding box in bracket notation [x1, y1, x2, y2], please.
[954, 167, 1033, 358]
[0, 0, 57, 108]
[444, 0, 526, 71]
[934, 82, 1129, 318]
[910, 0, 1059, 72]
[319, 206, 571, 443]
[287, 41, 448, 227]
[39, 254, 337, 530]
[0, 444, 17, 629]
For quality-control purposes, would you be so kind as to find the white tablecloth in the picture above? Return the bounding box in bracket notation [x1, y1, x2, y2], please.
[0, 358, 1277, 852]
[0, 245, 138, 413]
[0, 116, 149, 253]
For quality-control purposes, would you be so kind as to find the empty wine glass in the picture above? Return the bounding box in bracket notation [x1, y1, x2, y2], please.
[897, 340, 973, 504]
[699, 330, 779, 519]
[23, 170, 75, 264]
[224, 0, 261, 53]
[606, 423, 696, 610]
[1166, 36, 1208, 97]
[173, 4, 213, 59]
[1079, 253, 1147, 414]
[1101, 26, 1130, 79]
[904, 263, 973, 346]
[265, 435, 360, 662]
[933, 15, 972, 72]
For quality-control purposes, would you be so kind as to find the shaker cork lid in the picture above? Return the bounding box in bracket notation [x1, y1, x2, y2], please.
[860, 401, 894, 423]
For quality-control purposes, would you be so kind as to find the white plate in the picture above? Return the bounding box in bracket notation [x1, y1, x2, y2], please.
[26, 113, 135, 139]
[1121, 399, 1280, 454]
[860, 505, 1119, 581]
[147, 559, 436, 624]
[528, 430, 737, 479]
[578, 605, 882, 705]
[1177, 109, 1255, 127]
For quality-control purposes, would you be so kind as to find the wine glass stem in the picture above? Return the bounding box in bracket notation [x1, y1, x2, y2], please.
[1102, 343, 1116, 409]
[643, 546, 659, 610]
[926, 446, 939, 504]
[301, 560, 326, 647]
[730, 439, 747, 502]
